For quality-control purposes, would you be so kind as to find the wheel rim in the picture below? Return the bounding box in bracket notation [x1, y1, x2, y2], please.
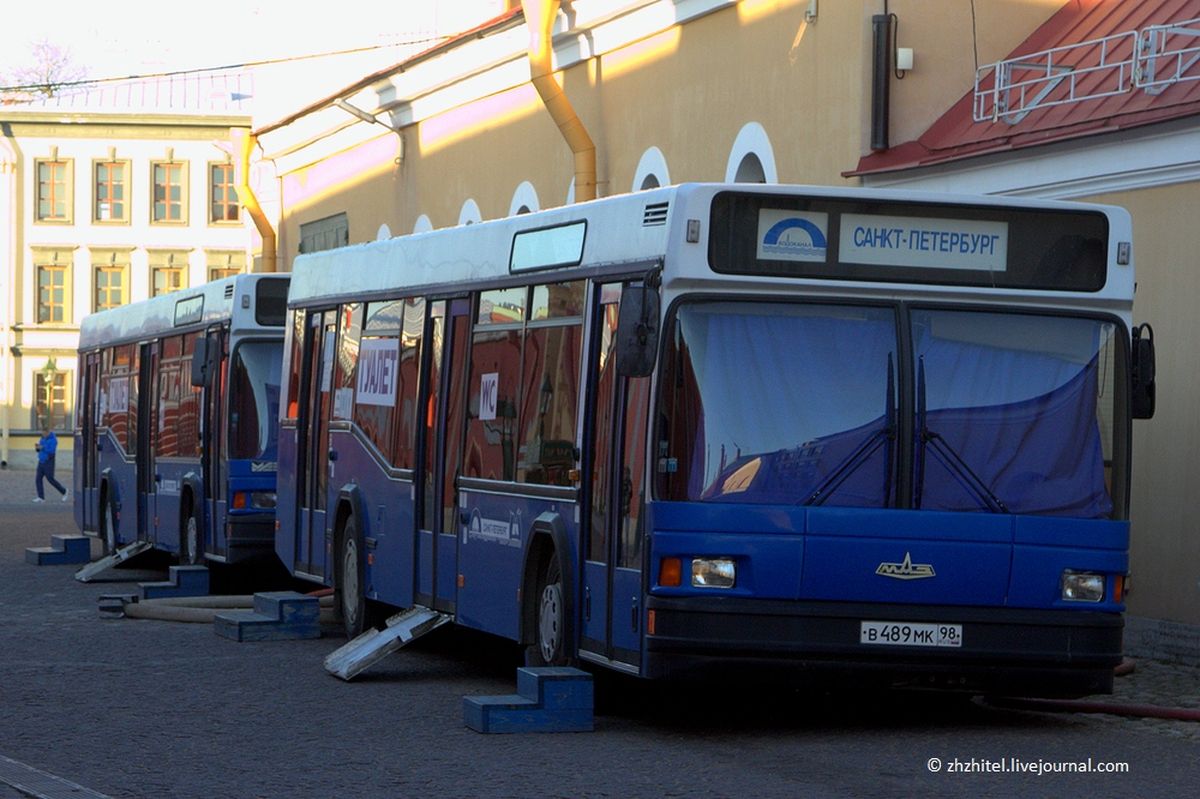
[538, 581, 563, 663]
[185, 516, 199, 564]
[342, 537, 360, 629]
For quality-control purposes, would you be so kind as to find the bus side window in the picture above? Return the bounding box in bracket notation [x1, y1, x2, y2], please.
[285, 310, 304, 421]
[332, 303, 362, 422]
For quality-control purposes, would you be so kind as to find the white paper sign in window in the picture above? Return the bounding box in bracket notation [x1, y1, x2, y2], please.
[479, 372, 499, 421]
[355, 337, 400, 407]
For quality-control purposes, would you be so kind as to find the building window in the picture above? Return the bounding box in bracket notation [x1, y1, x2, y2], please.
[206, 249, 245, 281]
[152, 266, 186, 297]
[36, 159, 72, 222]
[94, 160, 129, 222]
[95, 265, 127, 311]
[299, 212, 349, 254]
[34, 371, 70, 430]
[152, 161, 186, 223]
[36, 264, 68, 323]
[210, 162, 239, 223]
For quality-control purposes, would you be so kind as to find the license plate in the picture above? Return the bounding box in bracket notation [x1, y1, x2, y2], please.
[860, 621, 963, 648]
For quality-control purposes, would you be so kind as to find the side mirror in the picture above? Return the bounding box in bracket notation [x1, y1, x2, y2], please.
[191, 337, 209, 388]
[615, 285, 660, 378]
[1131, 323, 1155, 420]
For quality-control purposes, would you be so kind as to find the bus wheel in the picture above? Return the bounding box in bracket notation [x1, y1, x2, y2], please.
[531, 555, 570, 666]
[337, 517, 368, 639]
[101, 494, 117, 556]
[181, 504, 203, 565]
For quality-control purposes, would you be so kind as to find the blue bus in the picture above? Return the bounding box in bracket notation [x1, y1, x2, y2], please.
[75, 274, 289, 565]
[277, 184, 1154, 696]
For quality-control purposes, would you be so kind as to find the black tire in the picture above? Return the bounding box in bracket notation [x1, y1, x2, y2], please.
[336, 516, 369, 639]
[180, 501, 203, 566]
[528, 553, 572, 666]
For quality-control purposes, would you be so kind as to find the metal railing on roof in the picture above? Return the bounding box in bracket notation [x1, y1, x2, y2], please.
[973, 16, 1200, 123]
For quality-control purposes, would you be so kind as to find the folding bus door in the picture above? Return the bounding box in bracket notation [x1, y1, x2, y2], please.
[201, 326, 228, 558]
[581, 282, 651, 671]
[294, 309, 337, 579]
[136, 342, 158, 544]
[77, 352, 100, 533]
[415, 298, 471, 613]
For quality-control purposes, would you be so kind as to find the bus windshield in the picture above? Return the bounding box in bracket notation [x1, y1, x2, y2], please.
[658, 301, 899, 507]
[658, 301, 1118, 518]
[913, 309, 1116, 518]
[229, 341, 283, 461]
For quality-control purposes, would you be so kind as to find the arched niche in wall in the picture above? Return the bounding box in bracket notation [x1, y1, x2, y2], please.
[725, 122, 778, 184]
[458, 199, 483, 226]
[509, 181, 540, 216]
[633, 146, 670, 191]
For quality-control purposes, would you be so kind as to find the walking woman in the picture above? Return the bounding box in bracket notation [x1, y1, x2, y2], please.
[34, 423, 68, 502]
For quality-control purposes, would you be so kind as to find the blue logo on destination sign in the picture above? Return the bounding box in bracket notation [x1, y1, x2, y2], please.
[762, 217, 828, 259]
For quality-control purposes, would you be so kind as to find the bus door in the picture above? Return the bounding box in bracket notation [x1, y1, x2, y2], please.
[415, 298, 471, 612]
[78, 352, 101, 532]
[581, 283, 651, 670]
[136, 342, 158, 544]
[201, 326, 227, 558]
[295, 309, 337, 578]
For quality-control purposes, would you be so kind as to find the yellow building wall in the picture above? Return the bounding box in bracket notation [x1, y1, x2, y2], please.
[1085, 183, 1200, 625]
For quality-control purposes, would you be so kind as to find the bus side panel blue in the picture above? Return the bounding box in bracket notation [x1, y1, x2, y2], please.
[806, 506, 1014, 541]
[1009, 546, 1128, 610]
[275, 430, 300, 568]
[611, 566, 643, 653]
[1013, 515, 1128, 550]
[155, 464, 188, 552]
[417, 531, 434, 598]
[582, 561, 609, 644]
[1009, 515, 1129, 611]
[456, 490, 579, 641]
[364, 480, 416, 610]
[800, 536, 1012, 605]
[98, 431, 137, 546]
[652, 502, 805, 534]
[650, 530, 804, 599]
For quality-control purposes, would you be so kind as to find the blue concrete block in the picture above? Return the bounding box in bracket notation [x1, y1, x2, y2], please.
[213, 610, 321, 642]
[25, 534, 92, 565]
[517, 667, 594, 710]
[213, 592, 320, 642]
[465, 667, 594, 733]
[140, 565, 209, 599]
[252, 592, 319, 625]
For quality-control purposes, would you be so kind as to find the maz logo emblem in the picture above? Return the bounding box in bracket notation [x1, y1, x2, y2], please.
[876, 552, 936, 580]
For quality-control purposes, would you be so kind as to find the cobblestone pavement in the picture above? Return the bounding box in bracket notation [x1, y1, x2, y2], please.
[1, 465, 1197, 798]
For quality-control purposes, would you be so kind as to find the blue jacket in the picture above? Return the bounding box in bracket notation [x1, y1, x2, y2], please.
[37, 431, 57, 463]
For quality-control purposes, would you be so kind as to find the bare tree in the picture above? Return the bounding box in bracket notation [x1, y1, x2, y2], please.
[6, 40, 88, 98]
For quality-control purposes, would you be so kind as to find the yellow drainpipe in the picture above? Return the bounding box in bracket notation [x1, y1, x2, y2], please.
[236, 130, 278, 273]
[522, 0, 597, 202]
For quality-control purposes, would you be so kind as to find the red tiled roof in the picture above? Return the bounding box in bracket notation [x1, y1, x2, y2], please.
[848, 0, 1200, 177]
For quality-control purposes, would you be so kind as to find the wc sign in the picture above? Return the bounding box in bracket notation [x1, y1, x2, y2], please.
[479, 372, 499, 421]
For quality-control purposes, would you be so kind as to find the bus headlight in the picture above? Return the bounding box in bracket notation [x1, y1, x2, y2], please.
[1061, 571, 1105, 602]
[233, 491, 277, 510]
[692, 558, 736, 589]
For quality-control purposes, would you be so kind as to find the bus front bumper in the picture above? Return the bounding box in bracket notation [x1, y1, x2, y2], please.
[226, 512, 275, 564]
[643, 596, 1123, 697]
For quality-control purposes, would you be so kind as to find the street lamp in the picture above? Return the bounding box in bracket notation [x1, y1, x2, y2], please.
[39, 357, 58, 430]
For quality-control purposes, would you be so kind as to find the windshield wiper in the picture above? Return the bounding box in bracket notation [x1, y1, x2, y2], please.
[803, 354, 896, 506]
[915, 357, 1009, 514]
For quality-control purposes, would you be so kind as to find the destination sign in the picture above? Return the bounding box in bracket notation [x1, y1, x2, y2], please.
[840, 214, 1008, 271]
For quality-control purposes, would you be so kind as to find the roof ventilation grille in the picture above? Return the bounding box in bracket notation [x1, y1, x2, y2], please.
[224, 284, 235, 299]
[643, 202, 669, 226]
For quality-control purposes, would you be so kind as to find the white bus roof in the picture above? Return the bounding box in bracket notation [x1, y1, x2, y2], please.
[287, 183, 1133, 307]
[78, 273, 290, 351]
